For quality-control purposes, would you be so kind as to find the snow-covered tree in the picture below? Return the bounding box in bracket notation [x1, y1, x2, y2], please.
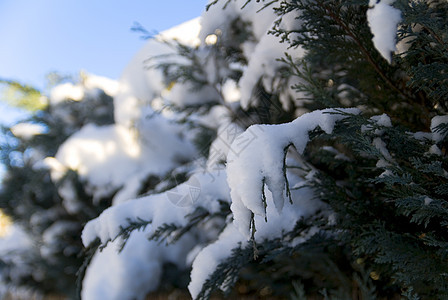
[1, 0, 447, 299]
[0, 74, 120, 297]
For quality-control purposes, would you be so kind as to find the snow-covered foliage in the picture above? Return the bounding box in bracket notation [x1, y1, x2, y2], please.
[73, 2, 326, 297]
[227, 108, 360, 237]
[51, 118, 193, 204]
[115, 18, 201, 127]
[0, 72, 120, 296]
[2, 0, 448, 299]
[77, 0, 448, 298]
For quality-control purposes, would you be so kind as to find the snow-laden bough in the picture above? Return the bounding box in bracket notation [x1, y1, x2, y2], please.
[82, 171, 230, 247]
[226, 108, 360, 238]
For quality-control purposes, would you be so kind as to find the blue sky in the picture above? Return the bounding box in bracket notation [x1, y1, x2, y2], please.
[0, 0, 207, 92]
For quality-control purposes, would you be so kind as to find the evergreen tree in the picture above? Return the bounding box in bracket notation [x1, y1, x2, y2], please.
[0, 76, 116, 297]
[2, 0, 447, 299]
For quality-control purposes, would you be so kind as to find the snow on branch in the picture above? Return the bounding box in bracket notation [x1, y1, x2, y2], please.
[81, 171, 230, 247]
[227, 108, 360, 238]
[367, 0, 402, 63]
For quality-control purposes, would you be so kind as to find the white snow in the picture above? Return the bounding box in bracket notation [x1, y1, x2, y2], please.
[53, 124, 141, 199]
[82, 73, 120, 96]
[200, 0, 277, 45]
[199, 1, 239, 44]
[226, 108, 360, 238]
[56, 180, 82, 214]
[238, 22, 305, 110]
[48, 73, 118, 107]
[367, 0, 402, 63]
[50, 83, 85, 104]
[10, 122, 46, 140]
[371, 114, 392, 127]
[424, 196, 433, 206]
[361, 114, 392, 135]
[322, 146, 351, 161]
[0, 224, 31, 253]
[378, 169, 393, 178]
[429, 144, 442, 156]
[413, 131, 432, 141]
[51, 116, 194, 203]
[373, 137, 394, 162]
[158, 18, 202, 47]
[82, 226, 194, 300]
[188, 223, 246, 298]
[221, 79, 241, 103]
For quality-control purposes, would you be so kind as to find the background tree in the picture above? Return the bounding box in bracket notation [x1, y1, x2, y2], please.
[0, 75, 116, 297]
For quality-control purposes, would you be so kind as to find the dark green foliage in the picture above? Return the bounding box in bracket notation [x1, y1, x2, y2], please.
[277, 0, 448, 130]
[395, 0, 448, 109]
[312, 117, 448, 298]
[149, 207, 211, 245]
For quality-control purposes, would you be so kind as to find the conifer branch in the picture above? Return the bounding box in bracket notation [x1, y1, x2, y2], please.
[315, 0, 411, 101]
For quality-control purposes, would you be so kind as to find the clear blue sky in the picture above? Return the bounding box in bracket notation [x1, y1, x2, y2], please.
[0, 0, 207, 91]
